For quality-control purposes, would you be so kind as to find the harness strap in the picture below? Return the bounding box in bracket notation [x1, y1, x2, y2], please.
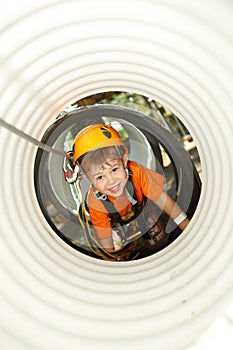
[92, 168, 142, 226]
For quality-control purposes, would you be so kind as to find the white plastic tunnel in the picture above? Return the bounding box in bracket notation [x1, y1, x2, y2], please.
[0, 1, 233, 349]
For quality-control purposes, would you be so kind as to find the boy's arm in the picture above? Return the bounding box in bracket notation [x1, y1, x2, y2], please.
[156, 192, 190, 231]
[99, 237, 119, 261]
[99, 236, 114, 250]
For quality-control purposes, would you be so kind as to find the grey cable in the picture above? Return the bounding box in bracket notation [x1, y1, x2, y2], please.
[0, 119, 68, 158]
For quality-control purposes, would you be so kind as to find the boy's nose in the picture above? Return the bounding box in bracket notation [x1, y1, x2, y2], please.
[106, 173, 115, 184]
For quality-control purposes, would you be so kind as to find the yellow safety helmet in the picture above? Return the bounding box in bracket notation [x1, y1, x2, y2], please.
[73, 124, 127, 164]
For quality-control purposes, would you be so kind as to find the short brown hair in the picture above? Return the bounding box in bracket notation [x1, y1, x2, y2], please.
[80, 146, 126, 176]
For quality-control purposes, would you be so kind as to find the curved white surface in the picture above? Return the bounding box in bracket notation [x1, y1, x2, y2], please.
[0, 1, 233, 349]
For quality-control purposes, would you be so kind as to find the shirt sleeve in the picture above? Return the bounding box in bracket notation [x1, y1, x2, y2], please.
[131, 161, 164, 202]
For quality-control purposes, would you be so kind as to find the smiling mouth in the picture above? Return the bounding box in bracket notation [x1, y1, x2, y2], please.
[109, 184, 120, 193]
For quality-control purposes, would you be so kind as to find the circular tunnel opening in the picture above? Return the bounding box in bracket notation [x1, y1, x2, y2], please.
[34, 95, 202, 261]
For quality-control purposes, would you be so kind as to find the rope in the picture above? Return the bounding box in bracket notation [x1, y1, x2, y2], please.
[0, 118, 69, 158]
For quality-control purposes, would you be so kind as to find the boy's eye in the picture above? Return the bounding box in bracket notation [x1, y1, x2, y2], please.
[96, 175, 103, 181]
[112, 167, 118, 172]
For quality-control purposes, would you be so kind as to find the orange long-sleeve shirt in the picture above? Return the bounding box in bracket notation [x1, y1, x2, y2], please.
[87, 161, 164, 240]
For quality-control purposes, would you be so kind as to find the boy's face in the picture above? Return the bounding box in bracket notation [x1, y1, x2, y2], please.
[87, 155, 128, 199]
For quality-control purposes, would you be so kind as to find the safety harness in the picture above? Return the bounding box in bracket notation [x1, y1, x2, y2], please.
[91, 171, 145, 240]
[63, 156, 166, 260]
[63, 156, 138, 259]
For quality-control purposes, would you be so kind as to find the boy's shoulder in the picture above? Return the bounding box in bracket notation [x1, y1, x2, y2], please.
[86, 186, 108, 212]
[128, 160, 150, 175]
[128, 160, 164, 184]
[128, 160, 142, 171]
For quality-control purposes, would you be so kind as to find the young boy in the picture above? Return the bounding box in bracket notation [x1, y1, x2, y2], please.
[72, 123, 190, 258]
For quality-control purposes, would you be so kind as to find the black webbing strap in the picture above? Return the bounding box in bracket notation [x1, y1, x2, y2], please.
[83, 169, 141, 258]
